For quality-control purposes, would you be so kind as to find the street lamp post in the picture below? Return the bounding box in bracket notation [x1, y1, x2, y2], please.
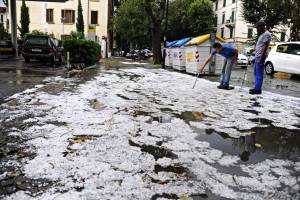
[162, 0, 169, 68]
[10, 0, 18, 57]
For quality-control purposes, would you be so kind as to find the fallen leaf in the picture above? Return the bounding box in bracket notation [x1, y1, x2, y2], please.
[180, 197, 193, 200]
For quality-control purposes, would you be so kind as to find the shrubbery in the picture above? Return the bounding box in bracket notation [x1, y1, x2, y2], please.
[63, 32, 101, 66]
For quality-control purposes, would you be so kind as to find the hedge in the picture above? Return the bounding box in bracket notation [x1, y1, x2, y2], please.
[63, 38, 101, 66]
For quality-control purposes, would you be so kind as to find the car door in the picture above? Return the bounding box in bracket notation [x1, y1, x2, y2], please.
[274, 44, 289, 72]
[287, 43, 300, 74]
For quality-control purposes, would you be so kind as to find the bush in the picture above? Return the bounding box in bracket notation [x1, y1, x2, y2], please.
[63, 37, 101, 66]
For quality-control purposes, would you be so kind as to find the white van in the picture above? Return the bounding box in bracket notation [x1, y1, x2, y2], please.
[265, 42, 300, 75]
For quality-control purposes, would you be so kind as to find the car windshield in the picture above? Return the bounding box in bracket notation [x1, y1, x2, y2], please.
[26, 37, 48, 45]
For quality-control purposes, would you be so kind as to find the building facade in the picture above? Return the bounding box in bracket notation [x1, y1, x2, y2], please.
[15, 0, 109, 40]
[0, 4, 8, 30]
[7, 0, 112, 56]
[213, 0, 290, 53]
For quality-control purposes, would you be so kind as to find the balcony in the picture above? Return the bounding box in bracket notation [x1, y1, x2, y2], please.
[225, 19, 235, 28]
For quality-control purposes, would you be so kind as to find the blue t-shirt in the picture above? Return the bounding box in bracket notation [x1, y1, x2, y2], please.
[211, 44, 235, 58]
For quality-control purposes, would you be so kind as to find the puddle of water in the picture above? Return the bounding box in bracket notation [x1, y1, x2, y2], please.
[0, 172, 53, 198]
[151, 193, 178, 200]
[177, 111, 205, 122]
[134, 110, 205, 124]
[194, 122, 300, 163]
[154, 164, 188, 175]
[240, 109, 260, 115]
[129, 139, 178, 160]
[116, 94, 131, 100]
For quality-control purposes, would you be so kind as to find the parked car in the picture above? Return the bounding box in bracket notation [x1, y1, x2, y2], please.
[237, 54, 248, 68]
[0, 40, 15, 56]
[23, 35, 64, 65]
[247, 53, 255, 64]
[265, 42, 300, 75]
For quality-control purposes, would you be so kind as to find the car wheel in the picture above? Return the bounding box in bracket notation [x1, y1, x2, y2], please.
[24, 57, 30, 63]
[265, 62, 274, 75]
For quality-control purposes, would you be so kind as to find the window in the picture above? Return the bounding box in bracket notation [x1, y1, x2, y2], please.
[221, 28, 224, 38]
[280, 32, 286, 42]
[232, 0, 235, 3]
[229, 27, 234, 38]
[223, 0, 226, 7]
[276, 44, 288, 53]
[61, 10, 75, 24]
[247, 28, 253, 38]
[0, 14, 3, 23]
[46, 9, 54, 23]
[214, 15, 218, 27]
[91, 11, 98, 25]
[222, 12, 225, 24]
[288, 44, 300, 56]
[215, 0, 218, 11]
[231, 10, 235, 22]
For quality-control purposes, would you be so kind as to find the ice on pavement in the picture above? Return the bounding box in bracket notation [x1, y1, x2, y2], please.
[1, 68, 299, 200]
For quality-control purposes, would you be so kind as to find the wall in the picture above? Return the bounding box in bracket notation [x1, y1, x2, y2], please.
[15, 0, 108, 41]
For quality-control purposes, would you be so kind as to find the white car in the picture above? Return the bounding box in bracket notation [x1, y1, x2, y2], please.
[237, 54, 248, 68]
[265, 42, 300, 75]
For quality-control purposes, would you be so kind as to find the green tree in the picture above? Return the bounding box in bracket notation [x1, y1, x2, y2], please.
[19, 0, 30, 38]
[241, 0, 286, 30]
[114, 0, 151, 50]
[168, 0, 214, 41]
[143, 0, 167, 64]
[76, 0, 84, 33]
[285, 0, 300, 41]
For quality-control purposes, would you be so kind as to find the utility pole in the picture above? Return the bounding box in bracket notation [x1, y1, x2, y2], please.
[87, 0, 89, 36]
[162, 0, 169, 68]
[234, 0, 238, 44]
[10, 0, 18, 57]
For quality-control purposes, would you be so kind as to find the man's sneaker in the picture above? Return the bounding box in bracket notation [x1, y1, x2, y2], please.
[249, 88, 255, 93]
[217, 85, 228, 89]
[217, 85, 233, 90]
[249, 89, 262, 95]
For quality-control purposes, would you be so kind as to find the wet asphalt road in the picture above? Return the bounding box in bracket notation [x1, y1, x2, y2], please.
[1, 57, 300, 103]
[0, 57, 299, 199]
[0, 58, 66, 102]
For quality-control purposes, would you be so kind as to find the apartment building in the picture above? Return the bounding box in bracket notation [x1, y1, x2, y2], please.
[14, 0, 110, 40]
[213, 0, 290, 53]
[0, 3, 8, 30]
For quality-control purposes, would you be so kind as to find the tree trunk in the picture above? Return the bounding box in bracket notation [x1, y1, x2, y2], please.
[151, 22, 162, 64]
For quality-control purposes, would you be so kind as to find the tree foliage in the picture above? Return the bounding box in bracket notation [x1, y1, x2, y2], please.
[168, 0, 214, 41]
[241, 0, 287, 30]
[114, 0, 151, 50]
[241, 0, 300, 41]
[19, 0, 30, 38]
[76, 0, 84, 34]
[285, 0, 300, 41]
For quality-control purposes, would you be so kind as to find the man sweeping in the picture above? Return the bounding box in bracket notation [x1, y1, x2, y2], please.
[198, 42, 238, 90]
[249, 20, 272, 95]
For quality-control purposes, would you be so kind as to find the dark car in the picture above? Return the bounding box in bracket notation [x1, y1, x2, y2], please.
[23, 35, 64, 65]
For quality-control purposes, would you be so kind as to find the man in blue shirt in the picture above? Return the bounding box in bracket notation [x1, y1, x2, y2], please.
[199, 42, 238, 90]
[249, 20, 272, 95]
